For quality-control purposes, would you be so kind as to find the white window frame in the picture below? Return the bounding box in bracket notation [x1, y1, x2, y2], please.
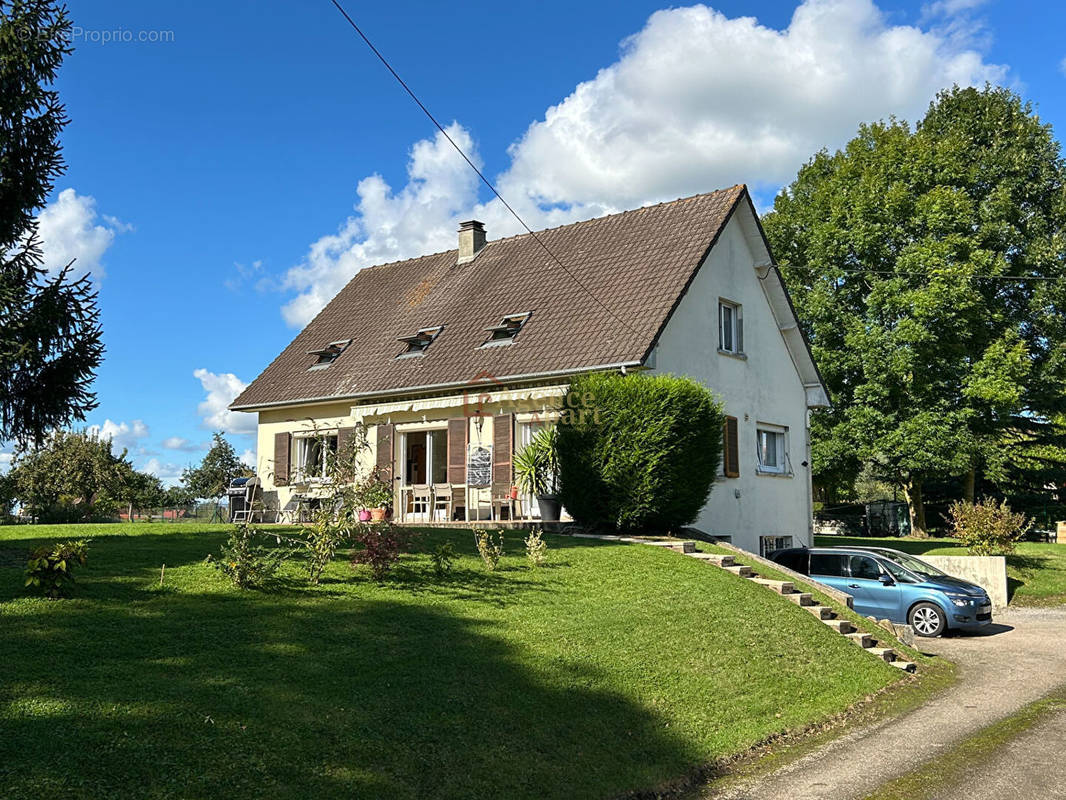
[755, 423, 790, 476]
[759, 535, 793, 557]
[400, 427, 448, 487]
[718, 299, 744, 356]
[293, 433, 338, 482]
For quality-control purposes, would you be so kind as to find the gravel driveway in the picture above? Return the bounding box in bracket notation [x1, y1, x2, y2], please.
[709, 606, 1066, 800]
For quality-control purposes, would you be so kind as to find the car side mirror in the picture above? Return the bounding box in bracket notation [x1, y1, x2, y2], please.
[878, 574, 894, 586]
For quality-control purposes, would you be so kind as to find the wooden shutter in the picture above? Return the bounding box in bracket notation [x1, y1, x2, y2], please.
[375, 423, 394, 482]
[273, 432, 291, 486]
[447, 417, 467, 484]
[493, 413, 514, 488]
[737, 308, 744, 353]
[337, 426, 352, 453]
[723, 416, 740, 478]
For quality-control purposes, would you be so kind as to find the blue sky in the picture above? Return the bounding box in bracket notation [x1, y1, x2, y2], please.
[11, 0, 1066, 482]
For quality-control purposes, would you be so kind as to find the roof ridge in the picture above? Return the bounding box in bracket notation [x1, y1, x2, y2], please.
[351, 185, 746, 275]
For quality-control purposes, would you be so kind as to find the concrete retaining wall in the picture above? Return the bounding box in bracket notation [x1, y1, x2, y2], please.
[922, 555, 1009, 609]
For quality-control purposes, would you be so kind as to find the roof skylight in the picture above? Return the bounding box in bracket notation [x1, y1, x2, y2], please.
[481, 312, 532, 347]
[307, 339, 351, 370]
[397, 326, 443, 358]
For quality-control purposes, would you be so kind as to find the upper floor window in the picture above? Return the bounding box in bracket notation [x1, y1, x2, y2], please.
[307, 339, 351, 371]
[482, 312, 532, 347]
[397, 326, 443, 358]
[719, 300, 743, 355]
[756, 423, 789, 475]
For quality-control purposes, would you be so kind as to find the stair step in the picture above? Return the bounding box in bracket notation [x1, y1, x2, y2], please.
[724, 565, 754, 578]
[751, 578, 795, 594]
[890, 660, 917, 673]
[645, 540, 696, 553]
[845, 632, 874, 647]
[784, 592, 814, 606]
[822, 618, 854, 634]
[687, 553, 735, 567]
[866, 647, 897, 662]
[806, 605, 835, 620]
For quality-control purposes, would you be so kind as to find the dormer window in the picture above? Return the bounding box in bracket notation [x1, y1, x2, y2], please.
[307, 339, 351, 371]
[482, 312, 532, 347]
[397, 325, 443, 358]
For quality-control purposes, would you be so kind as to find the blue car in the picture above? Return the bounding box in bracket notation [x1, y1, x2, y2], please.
[768, 546, 993, 637]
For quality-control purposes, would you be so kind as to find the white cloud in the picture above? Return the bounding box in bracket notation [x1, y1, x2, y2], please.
[143, 457, 184, 488]
[88, 419, 150, 454]
[35, 188, 128, 279]
[162, 436, 204, 452]
[0, 451, 12, 474]
[279, 0, 1005, 328]
[194, 368, 257, 435]
[239, 448, 256, 469]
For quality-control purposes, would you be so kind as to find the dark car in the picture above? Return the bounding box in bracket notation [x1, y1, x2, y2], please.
[768, 546, 992, 637]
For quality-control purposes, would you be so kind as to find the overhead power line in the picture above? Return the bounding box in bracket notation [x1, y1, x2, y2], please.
[326, 0, 640, 337]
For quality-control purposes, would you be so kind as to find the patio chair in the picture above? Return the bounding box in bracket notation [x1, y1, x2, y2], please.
[432, 483, 451, 522]
[411, 484, 432, 522]
[491, 486, 515, 521]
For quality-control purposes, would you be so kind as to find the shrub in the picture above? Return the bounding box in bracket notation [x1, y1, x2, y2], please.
[556, 372, 724, 532]
[474, 528, 503, 571]
[947, 497, 1033, 556]
[25, 539, 89, 598]
[514, 427, 560, 497]
[206, 524, 291, 589]
[350, 523, 409, 581]
[524, 528, 547, 568]
[431, 541, 456, 577]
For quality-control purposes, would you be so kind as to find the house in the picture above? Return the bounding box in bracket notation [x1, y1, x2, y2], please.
[230, 185, 829, 555]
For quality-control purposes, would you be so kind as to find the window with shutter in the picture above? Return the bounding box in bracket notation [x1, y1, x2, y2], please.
[723, 416, 740, 478]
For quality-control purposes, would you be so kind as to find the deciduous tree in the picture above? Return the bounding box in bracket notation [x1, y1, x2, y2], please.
[764, 85, 1066, 534]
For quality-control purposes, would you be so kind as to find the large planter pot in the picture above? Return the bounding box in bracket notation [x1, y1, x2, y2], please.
[370, 507, 387, 522]
[536, 494, 562, 523]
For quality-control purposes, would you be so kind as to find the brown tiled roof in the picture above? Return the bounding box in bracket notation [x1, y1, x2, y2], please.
[231, 185, 747, 410]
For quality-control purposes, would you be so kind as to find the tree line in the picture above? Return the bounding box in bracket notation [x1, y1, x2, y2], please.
[0, 431, 250, 523]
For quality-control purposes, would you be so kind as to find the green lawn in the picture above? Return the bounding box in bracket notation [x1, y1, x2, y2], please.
[0, 524, 904, 799]
[814, 535, 1066, 606]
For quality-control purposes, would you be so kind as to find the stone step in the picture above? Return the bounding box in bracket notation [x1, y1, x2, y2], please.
[687, 553, 735, 567]
[891, 660, 917, 673]
[866, 647, 897, 662]
[750, 578, 795, 594]
[645, 540, 696, 553]
[784, 592, 814, 606]
[822, 618, 854, 634]
[806, 605, 835, 620]
[845, 632, 874, 648]
[724, 564, 754, 578]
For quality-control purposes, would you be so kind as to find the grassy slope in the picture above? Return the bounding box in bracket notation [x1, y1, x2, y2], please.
[815, 535, 1066, 606]
[0, 524, 900, 800]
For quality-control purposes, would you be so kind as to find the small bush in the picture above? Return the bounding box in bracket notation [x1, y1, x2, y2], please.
[206, 524, 290, 589]
[431, 541, 456, 577]
[557, 372, 724, 531]
[474, 528, 503, 571]
[947, 497, 1033, 556]
[25, 539, 89, 598]
[351, 523, 409, 581]
[525, 528, 547, 568]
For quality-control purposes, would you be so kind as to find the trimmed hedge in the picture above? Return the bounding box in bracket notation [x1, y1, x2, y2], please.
[557, 372, 724, 532]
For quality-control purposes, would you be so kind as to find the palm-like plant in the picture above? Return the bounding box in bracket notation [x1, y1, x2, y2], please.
[514, 427, 559, 497]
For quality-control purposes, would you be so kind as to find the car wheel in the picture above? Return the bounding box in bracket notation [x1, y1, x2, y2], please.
[909, 602, 946, 637]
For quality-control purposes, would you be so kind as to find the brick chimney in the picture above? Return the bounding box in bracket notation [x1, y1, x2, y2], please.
[457, 220, 486, 264]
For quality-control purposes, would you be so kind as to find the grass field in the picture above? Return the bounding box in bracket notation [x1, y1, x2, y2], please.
[0, 523, 905, 799]
[814, 535, 1066, 606]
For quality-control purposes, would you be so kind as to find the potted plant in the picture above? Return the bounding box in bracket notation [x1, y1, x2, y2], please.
[513, 427, 562, 522]
[359, 475, 393, 522]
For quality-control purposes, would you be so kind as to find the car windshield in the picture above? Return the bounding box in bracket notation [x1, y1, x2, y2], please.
[881, 551, 948, 579]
